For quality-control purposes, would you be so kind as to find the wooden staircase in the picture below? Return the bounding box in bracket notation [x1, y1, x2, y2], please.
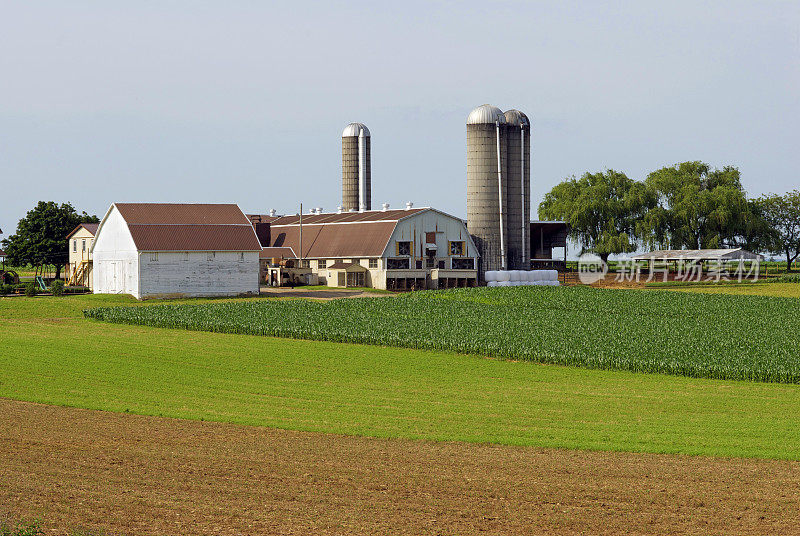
[68, 260, 89, 286]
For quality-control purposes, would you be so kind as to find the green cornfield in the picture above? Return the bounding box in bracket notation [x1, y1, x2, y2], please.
[85, 286, 800, 384]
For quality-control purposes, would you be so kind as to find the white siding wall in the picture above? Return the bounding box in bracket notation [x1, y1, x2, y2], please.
[92, 206, 140, 297]
[138, 251, 259, 298]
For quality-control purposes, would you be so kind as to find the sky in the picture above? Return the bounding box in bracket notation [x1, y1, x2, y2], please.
[1, 1, 798, 244]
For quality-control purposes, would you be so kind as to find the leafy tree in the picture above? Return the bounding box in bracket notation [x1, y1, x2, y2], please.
[641, 162, 757, 250]
[757, 190, 800, 269]
[539, 170, 655, 262]
[1, 201, 99, 279]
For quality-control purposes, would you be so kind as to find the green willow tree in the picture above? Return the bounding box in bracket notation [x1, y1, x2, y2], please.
[640, 162, 760, 250]
[757, 190, 800, 269]
[539, 170, 655, 262]
[2, 201, 99, 279]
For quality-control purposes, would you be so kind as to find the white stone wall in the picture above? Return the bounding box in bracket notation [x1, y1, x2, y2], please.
[92, 206, 140, 297]
[138, 251, 259, 299]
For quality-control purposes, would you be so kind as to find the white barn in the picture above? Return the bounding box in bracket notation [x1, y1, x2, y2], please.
[92, 203, 262, 299]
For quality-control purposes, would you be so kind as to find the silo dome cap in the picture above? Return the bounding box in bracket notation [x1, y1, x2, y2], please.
[504, 109, 530, 127]
[342, 122, 370, 137]
[467, 104, 507, 125]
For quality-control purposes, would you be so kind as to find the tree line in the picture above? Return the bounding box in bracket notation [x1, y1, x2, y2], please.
[1, 201, 99, 279]
[539, 161, 800, 267]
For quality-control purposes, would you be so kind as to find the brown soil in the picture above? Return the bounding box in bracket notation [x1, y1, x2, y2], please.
[2, 399, 798, 536]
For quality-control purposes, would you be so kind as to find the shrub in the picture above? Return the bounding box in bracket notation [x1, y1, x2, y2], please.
[0, 284, 11, 295]
[51, 280, 65, 297]
[24, 282, 38, 297]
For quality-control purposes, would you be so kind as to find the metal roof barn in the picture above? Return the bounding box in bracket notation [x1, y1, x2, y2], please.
[91, 203, 260, 299]
[631, 248, 763, 262]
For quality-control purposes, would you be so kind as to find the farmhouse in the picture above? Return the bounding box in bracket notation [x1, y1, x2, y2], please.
[65, 223, 98, 289]
[92, 203, 261, 299]
[250, 207, 480, 290]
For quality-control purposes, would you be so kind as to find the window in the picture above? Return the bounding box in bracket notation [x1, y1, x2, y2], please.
[452, 258, 475, 270]
[387, 258, 409, 270]
[73, 240, 77, 252]
[415, 260, 423, 269]
[150, 252, 158, 262]
[318, 259, 327, 269]
[301, 259, 310, 268]
[207, 252, 215, 261]
[82, 240, 86, 252]
[238, 252, 245, 262]
[449, 241, 465, 256]
[368, 258, 378, 269]
[425, 232, 436, 244]
[438, 260, 445, 269]
[426, 257, 435, 268]
[396, 241, 411, 256]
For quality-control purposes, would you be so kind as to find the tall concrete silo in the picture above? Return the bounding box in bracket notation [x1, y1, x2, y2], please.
[504, 109, 531, 269]
[342, 123, 371, 212]
[467, 104, 508, 274]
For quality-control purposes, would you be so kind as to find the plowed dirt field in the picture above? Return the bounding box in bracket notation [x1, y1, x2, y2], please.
[2, 399, 798, 535]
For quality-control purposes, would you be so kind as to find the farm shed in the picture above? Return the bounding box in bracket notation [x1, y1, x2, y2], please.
[65, 223, 98, 289]
[631, 248, 763, 263]
[249, 207, 479, 290]
[92, 203, 261, 299]
[326, 261, 368, 288]
[530, 221, 569, 270]
[630, 248, 763, 276]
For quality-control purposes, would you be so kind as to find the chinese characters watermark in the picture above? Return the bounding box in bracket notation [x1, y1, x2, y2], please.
[577, 255, 760, 284]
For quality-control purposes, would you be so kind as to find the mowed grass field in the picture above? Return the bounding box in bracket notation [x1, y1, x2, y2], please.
[2, 291, 800, 459]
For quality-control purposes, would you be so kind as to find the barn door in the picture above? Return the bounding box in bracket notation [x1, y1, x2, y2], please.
[107, 262, 117, 292]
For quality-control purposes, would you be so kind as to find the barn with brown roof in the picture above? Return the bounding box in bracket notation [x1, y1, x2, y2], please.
[251, 206, 480, 290]
[91, 203, 262, 299]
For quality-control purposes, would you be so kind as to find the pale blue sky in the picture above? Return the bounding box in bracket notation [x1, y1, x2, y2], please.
[1, 1, 798, 240]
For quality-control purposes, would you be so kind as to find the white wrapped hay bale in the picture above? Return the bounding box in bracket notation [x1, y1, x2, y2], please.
[496, 271, 511, 282]
[487, 281, 499, 287]
[485, 271, 499, 282]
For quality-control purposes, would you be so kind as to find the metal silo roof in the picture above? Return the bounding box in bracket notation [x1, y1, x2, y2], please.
[342, 122, 370, 137]
[504, 109, 530, 127]
[467, 104, 507, 125]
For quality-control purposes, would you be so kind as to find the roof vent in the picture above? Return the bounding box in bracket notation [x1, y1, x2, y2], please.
[382, 203, 390, 211]
[405, 202, 414, 210]
[316, 207, 323, 214]
[337, 206, 342, 214]
[308, 208, 316, 214]
[269, 209, 276, 217]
